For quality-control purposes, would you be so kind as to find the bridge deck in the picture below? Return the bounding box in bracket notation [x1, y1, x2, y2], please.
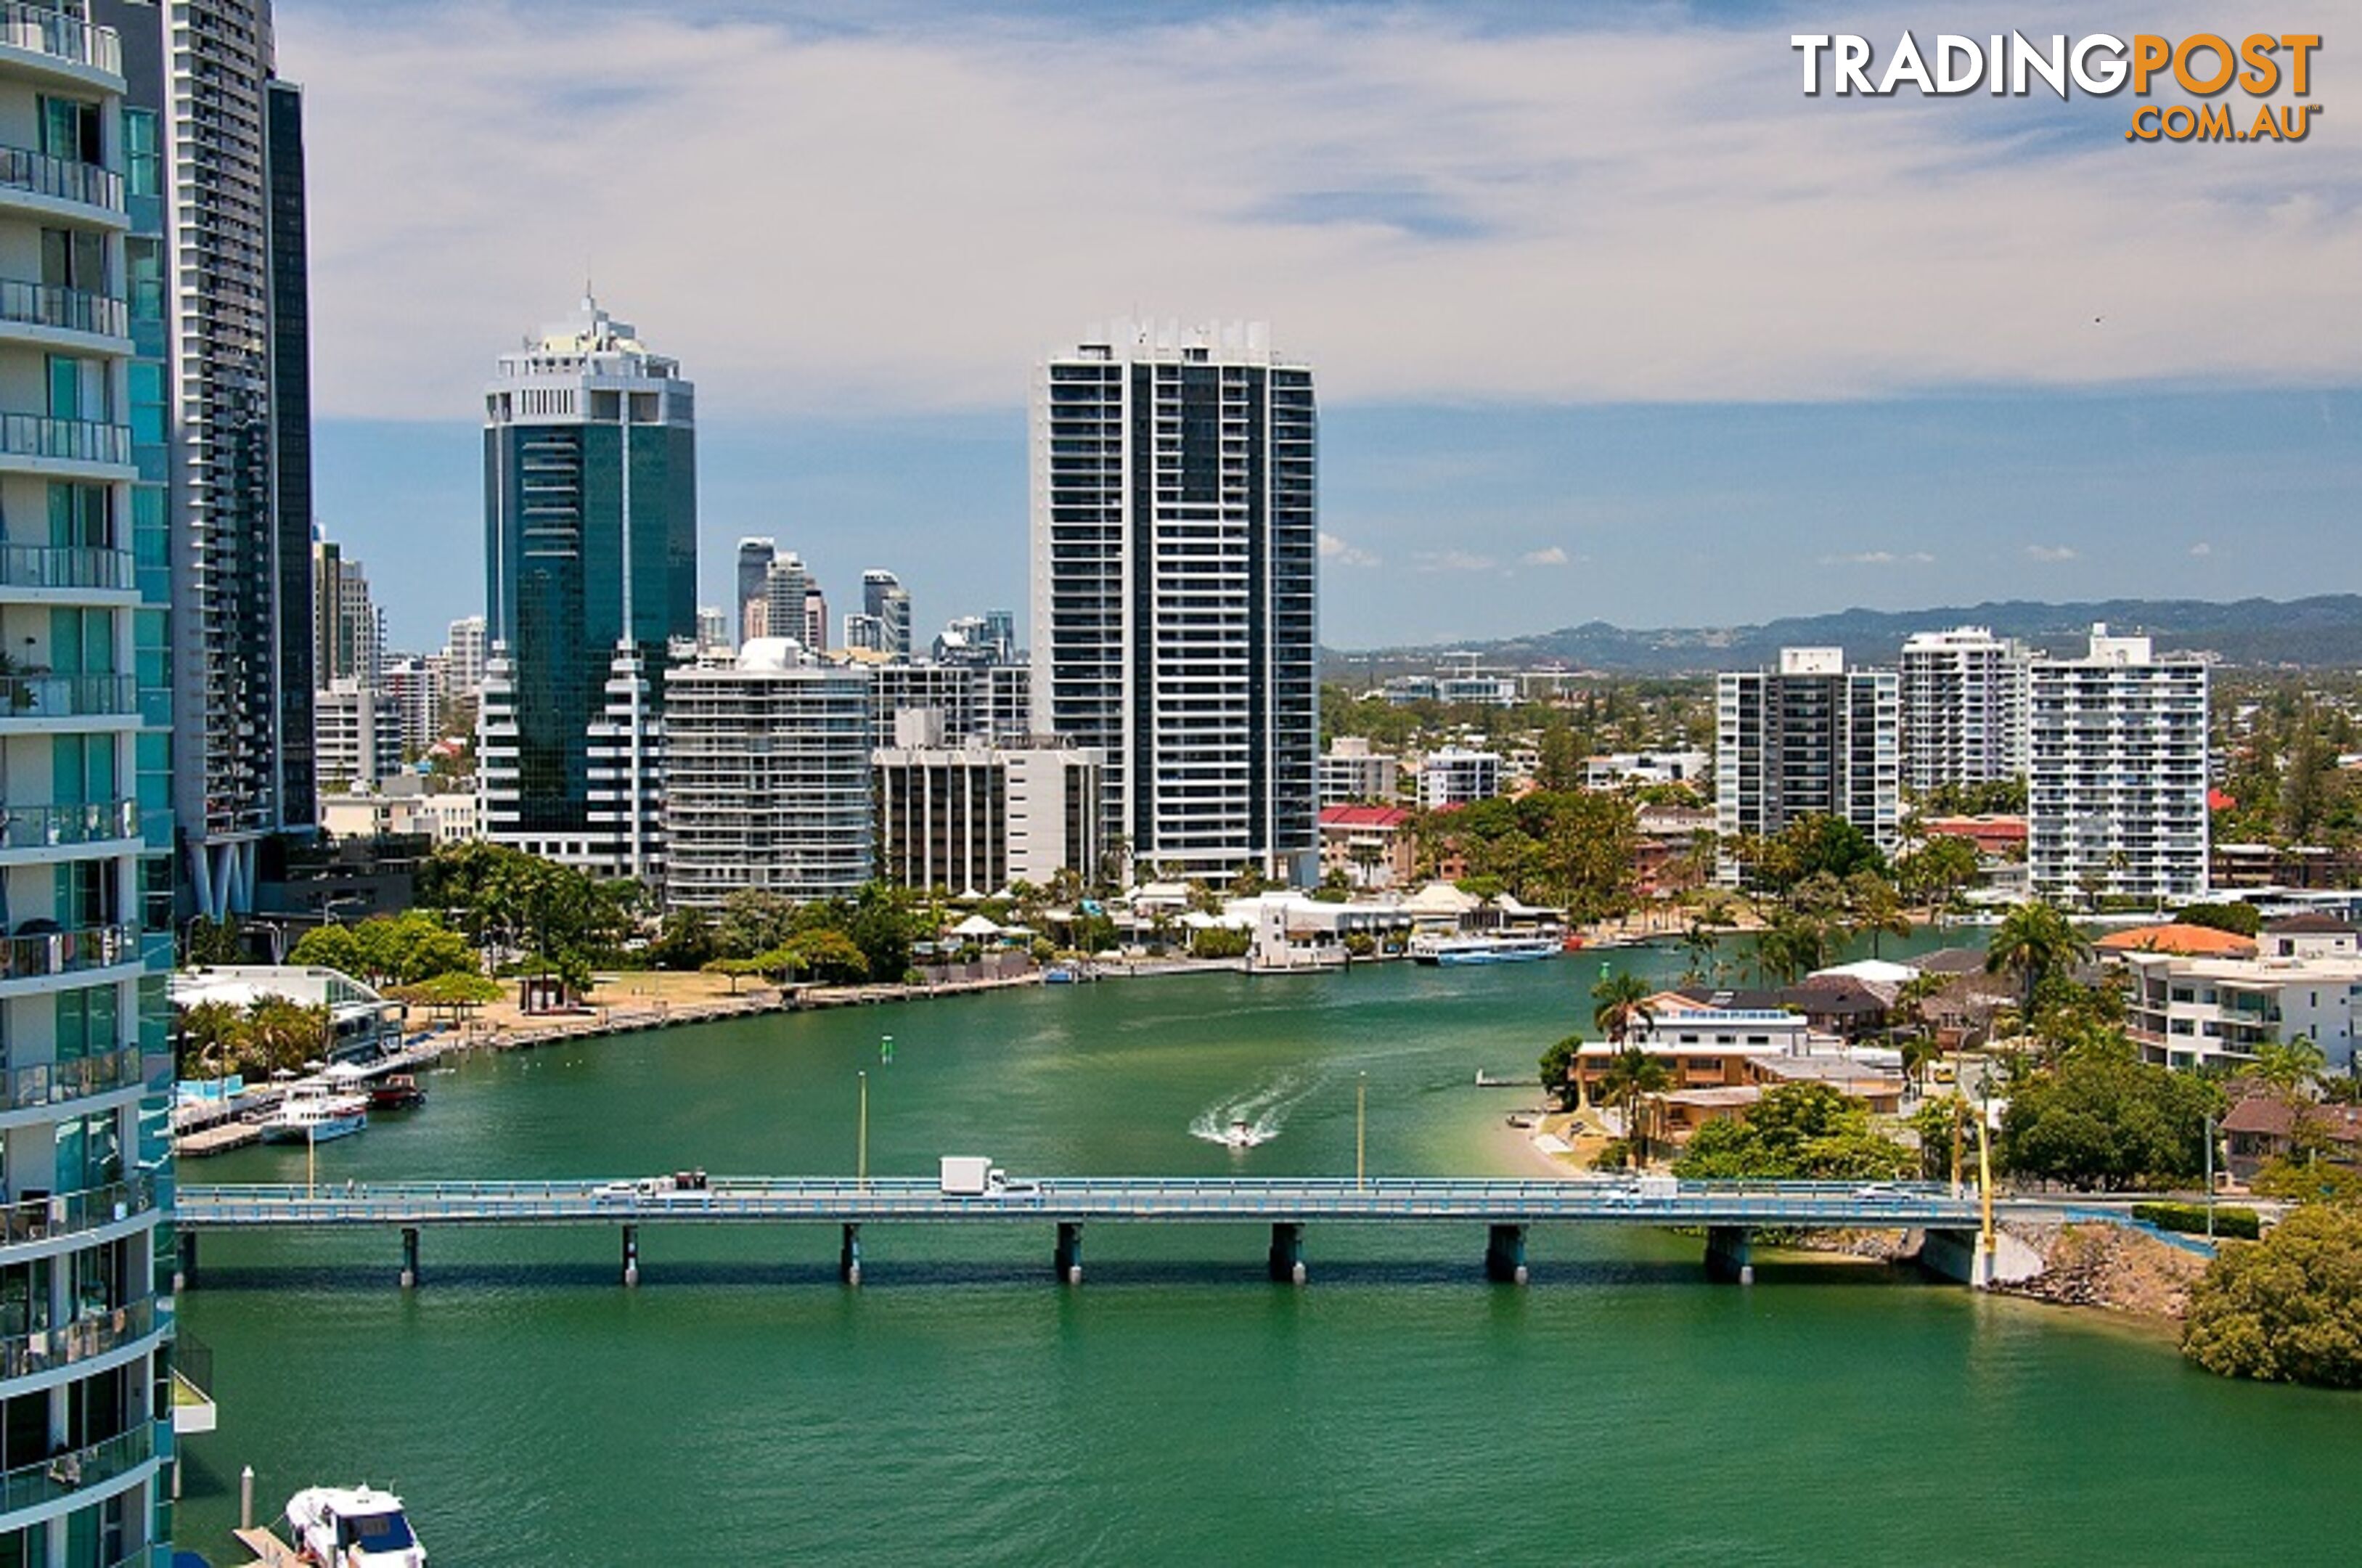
[179, 1177, 2006, 1230]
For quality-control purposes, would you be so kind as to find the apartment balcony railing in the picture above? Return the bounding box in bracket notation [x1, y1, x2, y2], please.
[0, 1296, 154, 1380]
[0, 279, 125, 341]
[0, 800, 139, 854]
[0, 414, 130, 467]
[0, 1045, 142, 1111]
[0, 674, 137, 720]
[0, 1423, 150, 1517]
[0, 4, 120, 77]
[0, 1173, 154, 1248]
[0, 542, 133, 592]
[0, 922, 138, 983]
[0, 144, 118, 214]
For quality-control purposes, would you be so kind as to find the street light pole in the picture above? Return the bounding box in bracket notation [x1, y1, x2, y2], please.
[2204, 1111, 2216, 1240]
[1356, 1071, 1367, 1191]
[857, 1069, 869, 1191]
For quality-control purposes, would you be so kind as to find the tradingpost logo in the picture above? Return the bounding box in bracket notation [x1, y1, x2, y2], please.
[1791, 32, 2323, 142]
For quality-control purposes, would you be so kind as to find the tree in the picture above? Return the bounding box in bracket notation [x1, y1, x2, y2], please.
[1842, 869, 1913, 957]
[287, 922, 361, 976]
[648, 908, 718, 971]
[846, 882, 922, 981]
[391, 971, 503, 1018]
[1674, 1082, 1915, 1180]
[2183, 1204, 2362, 1387]
[1595, 1046, 1673, 1167]
[1749, 912, 1834, 985]
[242, 997, 331, 1075]
[2179, 902, 2263, 938]
[177, 999, 248, 1081]
[1985, 901, 2094, 1019]
[715, 889, 800, 960]
[1538, 1034, 1583, 1106]
[1895, 836, 1980, 921]
[2000, 1040, 2223, 1191]
[760, 928, 870, 985]
[1590, 970, 1655, 1047]
[1190, 926, 1251, 960]
[2252, 1036, 2327, 1098]
[184, 918, 248, 968]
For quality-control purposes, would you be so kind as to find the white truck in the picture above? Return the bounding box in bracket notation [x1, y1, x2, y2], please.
[1635, 1174, 1678, 1200]
[939, 1156, 1007, 1196]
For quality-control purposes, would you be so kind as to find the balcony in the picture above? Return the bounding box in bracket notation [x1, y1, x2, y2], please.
[0, 144, 119, 219]
[0, 1174, 155, 1249]
[0, 1423, 151, 1517]
[0, 799, 139, 860]
[0, 674, 137, 722]
[0, 413, 131, 470]
[0, 279, 124, 343]
[0, 1296, 155, 1380]
[0, 922, 138, 985]
[0, 4, 120, 78]
[0, 1045, 142, 1111]
[0, 542, 133, 594]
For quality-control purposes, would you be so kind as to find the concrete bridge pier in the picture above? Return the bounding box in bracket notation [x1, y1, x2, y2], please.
[839, 1224, 862, 1287]
[621, 1224, 641, 1287]
[1918, 1228, 2044, 1290]
[1484, 1223, 1529, 1285]
[173, 1232, 195, 1293]
[1704, 1225, 1753, 1285]
[1054, 1222, 1084, 1286]
[1267, 1222, 1307, 1286]
[399, 1227, 420, 1290]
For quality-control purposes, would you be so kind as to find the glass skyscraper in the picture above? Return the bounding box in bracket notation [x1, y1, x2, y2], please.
[479, 297, 695, 880]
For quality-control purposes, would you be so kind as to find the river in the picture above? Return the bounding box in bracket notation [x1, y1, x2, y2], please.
[174, 942, 2362, 1564]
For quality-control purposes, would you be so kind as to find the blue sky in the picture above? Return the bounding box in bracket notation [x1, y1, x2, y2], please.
[279, 0, 2361, 650]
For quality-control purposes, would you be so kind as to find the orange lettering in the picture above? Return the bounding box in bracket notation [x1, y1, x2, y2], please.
[2237, 34, 2279, 94]
[2173, 34, 2236, 94]
[2281, 34, 2319, 93]
[2131, 34, 2172, 93]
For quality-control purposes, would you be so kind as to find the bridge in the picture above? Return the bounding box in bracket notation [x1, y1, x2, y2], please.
[174, 1177, 2053, 1289]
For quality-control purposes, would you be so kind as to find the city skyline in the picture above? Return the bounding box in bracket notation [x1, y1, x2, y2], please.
[276, 0, 2355, 648]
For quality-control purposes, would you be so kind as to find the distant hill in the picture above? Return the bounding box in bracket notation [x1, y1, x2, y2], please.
[1327, 596, 2362, 674]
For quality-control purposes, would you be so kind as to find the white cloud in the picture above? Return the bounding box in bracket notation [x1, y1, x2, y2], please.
[2024, 544, 2080, 563]
[2189, 541, 2214, 557]
[1319, 532, 1381, 567]
[1414, 550, 1497, 573]
[1818, 550, 1934, 566]
[279, 0, 2362, 422]
[1519, 546, 1571, 567]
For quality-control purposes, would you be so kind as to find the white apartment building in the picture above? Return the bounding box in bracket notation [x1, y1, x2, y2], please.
[1715, 648, 1900, 881]
[2027, 624, 2209, 903]
[862, 569, 912, 659]
[1900, 626, 2032, 794]
[444, 612, 487, 695]
[319, 780, 481, 845]
[382, 653, 444, 756]
[1031, 320, 1318, 885]
[314, 677, 403, 791]
[1419, 747, 1504, 810]
[2122, 948, 2362, 1072]
[1318, 736, 1399, 805]
[660, 639, 873, 907]
[1584, 751, 1710, 791]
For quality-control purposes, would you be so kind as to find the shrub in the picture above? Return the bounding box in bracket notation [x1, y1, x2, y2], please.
[2183, 1204, 2362, 1387]
[2132, 1201, 2261, 1241]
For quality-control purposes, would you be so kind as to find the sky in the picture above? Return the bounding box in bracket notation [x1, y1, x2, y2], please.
[279, 0, 2362, 651]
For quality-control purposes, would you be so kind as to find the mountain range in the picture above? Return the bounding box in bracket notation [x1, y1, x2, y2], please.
[1327, 597, 2362, 675]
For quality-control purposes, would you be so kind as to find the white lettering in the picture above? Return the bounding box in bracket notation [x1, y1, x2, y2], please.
[1878, 30, 1934, 94]
[1933, 35, 1984, 93]
[1834, 34, 1875, 94]
[2011, 30, 2068, 97]
[2071, 34, 2128, 94]
[1791, 33, 1831, 94]
[1990, 33, 2006, 92]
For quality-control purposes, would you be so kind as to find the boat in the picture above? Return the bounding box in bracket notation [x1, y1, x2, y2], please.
[1409, 934, 1562, 966]
[285, 1485, 426, 1567]
[367, 1074, 426, 1111]
[257, 1087, 369, 1145]
[1220, 1118, 1257, 1148]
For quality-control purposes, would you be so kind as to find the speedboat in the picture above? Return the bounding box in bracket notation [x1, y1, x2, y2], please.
[367, 1074, 426, 1111]
[285, 1485, 425, 1567]
[258, 1087, 369, 1144]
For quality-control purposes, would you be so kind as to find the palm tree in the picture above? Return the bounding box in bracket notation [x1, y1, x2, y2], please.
[2253, 1035, 2326, 1099]
[1596, 1046, 1675, 1167]
[1591, 969, 1656, 1047]
[1984, 900, 2093, 1019]
[1844, 870, 1912, 958]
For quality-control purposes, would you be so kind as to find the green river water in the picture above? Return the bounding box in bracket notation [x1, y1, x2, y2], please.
[173, 945, 2362, 1564]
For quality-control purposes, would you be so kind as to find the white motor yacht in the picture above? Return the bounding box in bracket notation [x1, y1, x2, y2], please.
[285, 1485, 426, 1567]
[258, 1085, 369, 1144]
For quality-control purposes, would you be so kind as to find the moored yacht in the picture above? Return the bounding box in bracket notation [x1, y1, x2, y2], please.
[1408, 934, 1562, 965]
[285, 1484, 426, 1567]
[258, 1085, 369, 1144]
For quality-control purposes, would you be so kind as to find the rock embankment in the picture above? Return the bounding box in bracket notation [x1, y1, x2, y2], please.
[1996, 1222, 2209, 1320]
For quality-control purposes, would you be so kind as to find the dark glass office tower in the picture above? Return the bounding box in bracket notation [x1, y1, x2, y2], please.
[480, 298, 695, 878]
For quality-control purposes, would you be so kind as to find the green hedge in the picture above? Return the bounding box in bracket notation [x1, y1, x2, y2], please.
[2133, 1201, 2260, 1241]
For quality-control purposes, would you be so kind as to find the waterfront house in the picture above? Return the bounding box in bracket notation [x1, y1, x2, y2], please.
[2220, 1095, 2362, 1180]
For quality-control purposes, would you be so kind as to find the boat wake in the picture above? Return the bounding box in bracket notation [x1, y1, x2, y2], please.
[1190, 1074, 1311, 1150]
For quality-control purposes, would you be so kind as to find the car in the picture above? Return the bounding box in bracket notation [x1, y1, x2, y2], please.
[1852, 1183, 1901, 1199]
